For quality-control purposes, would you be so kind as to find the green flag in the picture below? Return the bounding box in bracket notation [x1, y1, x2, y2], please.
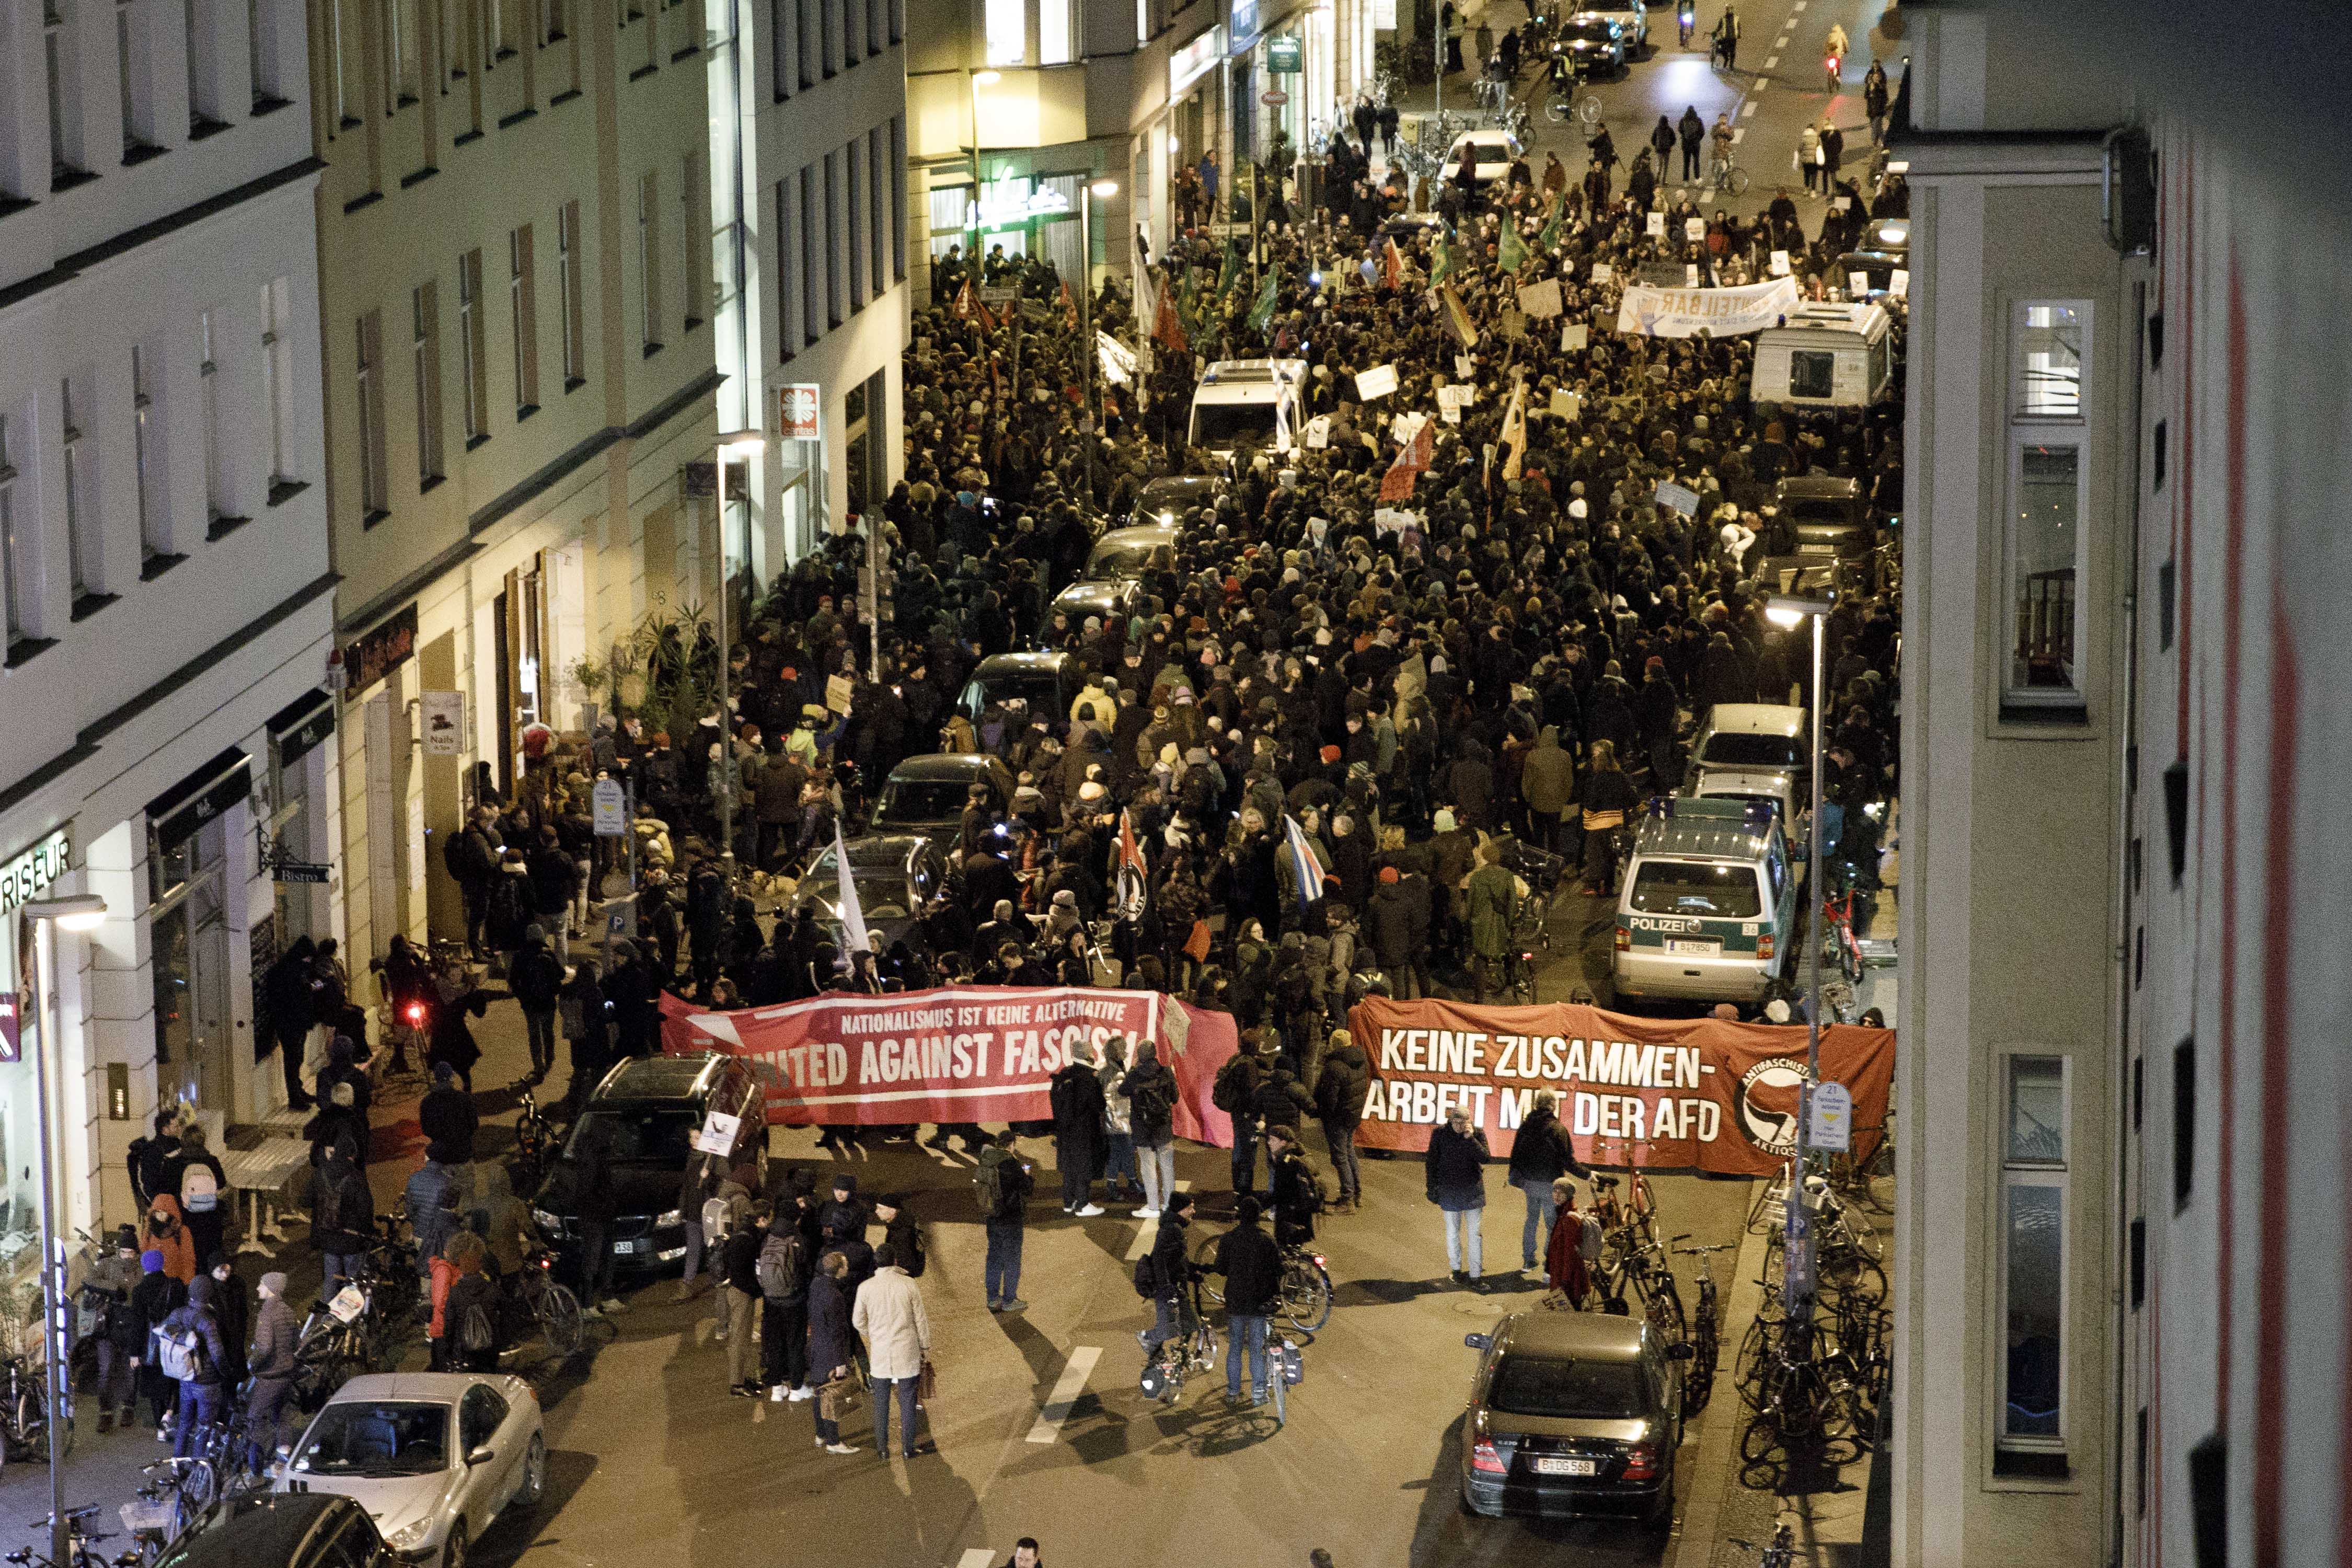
[1219, 237, 1247, 303]
[1498, 221, 1529, 275]
[1247, 267, 1280, 334]
[1537, 191, 1564, 253]
[1428, 236, 1454, 289]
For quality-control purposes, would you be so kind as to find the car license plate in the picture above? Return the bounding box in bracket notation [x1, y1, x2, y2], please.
[614, 1239, 641, 1255]
[1799, 542, 1836, 555]
[1534, 1457, 1597, 1477]
[1665, 938, 1721, 955]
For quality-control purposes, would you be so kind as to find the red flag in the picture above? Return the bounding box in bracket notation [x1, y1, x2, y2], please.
[1060, 280, 1079, 331]
[1115, 810, 1149, 920]
[1381, 238, 1404, 291]
[1152, 282, 1189, 353]
[1378, 416, 1431, 502]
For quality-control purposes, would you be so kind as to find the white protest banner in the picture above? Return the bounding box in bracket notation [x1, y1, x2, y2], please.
[1770, 249, 1791, 276]
[1654, 479, 1701, 516]
[694, 1109, 743, 1155]
[1590, 262, 1615, 283]
[1373, 508, 1417, 537]
[1615, 274, 1800, 338]
[1686, 217, 1706, 242]
[1889, 268, 1911, 298]
[1097, 331, 1137, 385]
[1516, 277, 1564, 320]
[1304, 414, 1332, 449]
[1646, 212, 1666, 238]
[1355, 364, 1400, 401]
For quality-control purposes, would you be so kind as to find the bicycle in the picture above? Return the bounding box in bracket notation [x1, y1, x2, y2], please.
[1265, 1334, 1303, 1427]
[120, 1456, 214, 1563]
[1707, 154, 1752, 197]
[1192, 1236, 1333, 1334]
[1669, 1235, 1736, 1412]
[1820, 886, 1864, 983]
[509, 1246, 586, 1358]
[511, 1088, 558, 1194]
[1729, 1524, 1800, 1568]
[0, 1353, 69, 1466]
[1138, 1275, 1218, 1404]
[1543, 81, 1604, 128]
[1594, 1237, 1687, 1348]
[1588, 1172, 1659, 1271]
[6, 1506, 111, 1568]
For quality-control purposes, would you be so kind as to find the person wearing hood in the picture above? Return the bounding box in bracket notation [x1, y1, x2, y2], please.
[815, 1171, 866, 1241]
[1097, 1038, 1144, 1206]
[157, 1273, 230, 1458]
[1120, 1040, 1181, 1218]
[1519, 725, 1577, 855]
[245, 1270, 301, 1468]
[1506, 1089, 1591, 1276]
[1634, 658, 1682, 786]
[308, 1032, 373, 1165]
[310, 1134, 376, 1287]
[510, 921, 568, 1080]
[206, 1254, 251, 1388]
[142, 1195, 199, 1284]
[1047, 1042, 1108, 1217]
[162, 1122, 231, 1267]
[85, 1226, 142, 1433]
[1312, 1029, 1371, 1212]
[262, 937, 319, 1111]
[128, 1247, 185, 1437]
[419, 1061, 479, 1193]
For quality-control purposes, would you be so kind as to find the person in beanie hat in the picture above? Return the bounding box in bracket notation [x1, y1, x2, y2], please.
[129, 1248, 184, 1438]
[245, 1270, 302, 1468]
[1136, 1189, 1198, 1359]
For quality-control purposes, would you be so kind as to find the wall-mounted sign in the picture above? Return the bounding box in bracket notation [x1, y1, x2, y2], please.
[1169, 24, 1225, 95]
[1261, 88, 1289, 105]
[0, 828, 72, 919]
[778, 384, 822, 440]
[267, 689, 337, 770]
[0, 994, 17, 1064]
[340, 603, 418, 704]
[421, 690, 466, 756]
[1266, 33, 1301, 71]
[148, 751, 254, 855]
[272, 862, 332, 885]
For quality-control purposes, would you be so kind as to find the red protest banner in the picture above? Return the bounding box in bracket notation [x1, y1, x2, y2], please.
[1344, 996, 1893, 1176]
[660, 985, 1243, 1146]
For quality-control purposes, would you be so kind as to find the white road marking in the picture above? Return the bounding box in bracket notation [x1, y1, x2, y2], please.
[1763, 53, 1779, 68]
[1740, 99, 1759, 117]
[1027, 1346, 1103, 1443]
[1731, 127, 1746, 143]
[1124, 1180, 1193, 1261]
[958, 1552, 997, 1568]
[1791, 1, 1806, 10]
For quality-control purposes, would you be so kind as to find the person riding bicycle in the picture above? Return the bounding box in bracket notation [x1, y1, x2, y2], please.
[1823, 22, 1849, 71]
[1263, 1124, 1324, 1248]
[1137, 1190, 1200, 1359]
[1710, 3, 1739, 69]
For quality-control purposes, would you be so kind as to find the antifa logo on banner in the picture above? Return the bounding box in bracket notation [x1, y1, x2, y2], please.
[1734, 1058, 1812, 1158]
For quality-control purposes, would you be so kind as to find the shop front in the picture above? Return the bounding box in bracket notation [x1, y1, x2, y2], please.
[0, 827, 75, 1273]
[145, 751, 252, 1121]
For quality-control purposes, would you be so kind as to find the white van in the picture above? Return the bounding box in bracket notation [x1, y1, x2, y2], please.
[1751, 302, 1896, 409]
[1189, 359, 1308, 458]
[1683, 703, 1810, 828]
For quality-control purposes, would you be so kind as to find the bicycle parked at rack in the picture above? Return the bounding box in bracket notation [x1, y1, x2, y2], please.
[511, 1089, 558, 1194]
[0, 1351, 69, 1466]
[117, 1458, 212, 1565]
[1592, 1233, 1687, 1348]
[5, 1505, 111, 1568]
[1669, 1235, 1737, 1413]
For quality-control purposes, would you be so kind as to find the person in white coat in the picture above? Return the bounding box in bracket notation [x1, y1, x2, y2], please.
[851, 1245, 933, 1458]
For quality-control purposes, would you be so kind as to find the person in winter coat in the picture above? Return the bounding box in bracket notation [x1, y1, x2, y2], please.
[1677, 103, 1707, 181]
[204, 1255, 250, 1389]
[510, 924, 568, 1079]
[157, 1274, 230, 1458]
[1634, 660, 1682, 785]
[976, 1132, 1033, 1311]
[245, 1270, 301, 1467]
[1505, 1090, 1592, 1274]
[162, 1123, 231, 1268]
[851, 1245, 933, 1458]
[403, 1157, 465, 1292]
[1364, 866, 1426, 999]
[1465, 843, 1521, 1003]
[1312, 1029, 1370, 1209]
[1138, 1189, 1199, 1356]
[85, 1227, 142, 1432]
[1048, 1044, 1108, 1216]
[1097, 1040, 1142, 1205]
[128, 1250, 184, 1437]
[1544, 1177, 1595, 1306]
[1212, 1198, 1283, 1405]
[425, 973, 490, 1092]
[872, 1194, 925, 1279]
[1424, 1105, 1492, 1286]
[1518, 726, 1577, 855]
[808, 1251, 859, 1453]
[141, 1196, 198, 1285]
[418, 1061, 479, 1181]
[310, 1135, 376, 1286]
[308, 1034, 372, 1166]
[722, 1202, 773, 1394]
[1120, 1041, 1181, 1217]
[262, 938, 318, 1111]
[442, 1231, 505, 1373]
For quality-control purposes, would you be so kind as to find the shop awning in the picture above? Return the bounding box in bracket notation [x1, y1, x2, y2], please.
[266, 688, 337, 769]
[146, 749, 253, 854]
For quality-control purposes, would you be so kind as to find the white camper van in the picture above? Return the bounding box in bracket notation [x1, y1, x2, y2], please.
[1751, 302, 1897, 409]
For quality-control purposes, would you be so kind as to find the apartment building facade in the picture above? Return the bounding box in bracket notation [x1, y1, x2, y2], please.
[310, 0, 721, 966]
[0, 0, 337, 1233]
[1890, 6, 2350, 1567]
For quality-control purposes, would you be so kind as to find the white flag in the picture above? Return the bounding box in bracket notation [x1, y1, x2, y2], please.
[832, 822, 872, 960]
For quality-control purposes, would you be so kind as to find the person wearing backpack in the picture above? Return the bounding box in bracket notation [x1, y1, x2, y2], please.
[1505, 1089, 1591, 1277]
[1313, 1028, 1370, 1213]
[975, 1131, 1033, 1312]
[702, 1165, 757, 1340]
[1121, 1041, 1180, 1219]
[723, 1201, 774, 1396]
[1210, 1045, 1264, 1198]
[1543, 1177, 1596, 1307]
[509, 923, 568, 1081]
[310, 1135, 376, 1288]
[163, 1122, 231, 1271]
[1135, 1190, 1198, 1358]
[128, 1249, 184, 1439]
[444, 1231, 504, 1372]
[446, 807, 502, 958]
[756, 1206, 813, 1400]
[403, 1157, 464, 1293]
[156, 1274, 229, 1459]
[872, 1194, 925, 1281]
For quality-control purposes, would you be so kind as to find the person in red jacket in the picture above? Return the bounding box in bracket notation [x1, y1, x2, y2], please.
[1544, 1177, 1594, 1306]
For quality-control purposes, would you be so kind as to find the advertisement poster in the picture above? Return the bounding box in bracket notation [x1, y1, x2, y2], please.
[1344, 996, 1893, 1174]
[662, 986, 1241, 1144]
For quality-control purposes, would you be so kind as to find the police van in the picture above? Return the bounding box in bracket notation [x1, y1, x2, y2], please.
[1189, 359, 1308, 458]
[1611, 797, 1797, 1006]
[1751, 301, 1896, 408]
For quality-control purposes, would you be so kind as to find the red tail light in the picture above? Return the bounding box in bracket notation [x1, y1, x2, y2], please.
[1614, 926, 1630, 952]
[1758, 933, 1775, 962]
[405, 1003, 426, 1024]
[1622, 1442, 1660, 1482]
[1310, 1254, 1326, 1270]
[1471, 1438, 1507, 1474]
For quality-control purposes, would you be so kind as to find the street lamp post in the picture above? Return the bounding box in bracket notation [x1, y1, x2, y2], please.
[970, 71, 1001, 237]
[1079, 178, 1119, 508]
[712, 431, 766, 878]
[17, 894, 107, 1568]
[1765, 591, 1834, 1315]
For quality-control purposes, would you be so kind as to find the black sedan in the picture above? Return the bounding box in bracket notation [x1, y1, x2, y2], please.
[1459, 1310, 1688, 1525]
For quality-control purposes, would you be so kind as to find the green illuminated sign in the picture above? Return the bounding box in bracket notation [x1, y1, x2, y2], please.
[1267, 33, 1301, 72]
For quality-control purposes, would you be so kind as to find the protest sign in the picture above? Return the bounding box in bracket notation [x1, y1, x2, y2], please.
[1355, 364, 1400, 400]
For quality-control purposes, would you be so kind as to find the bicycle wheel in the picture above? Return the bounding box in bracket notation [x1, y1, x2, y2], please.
[1279, 1259, 1333, 1333]
[1271, 1356, 1287, 1426]
[1733, 1318, 1774, 1411]
[1544, 95, 1573, 124]
[537, 1281, 585, 1357]
[1577, 94, 1602, 125]
[1645, 1269, 1688, 1345]
[1728, 166, 1751, 195]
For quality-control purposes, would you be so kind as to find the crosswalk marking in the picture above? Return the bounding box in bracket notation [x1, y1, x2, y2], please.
[1124, 1180, 1193, 1261]
[1731, 127, 1746, 143]
[1026, 1346, 1102, 1444]
[1741, 99, 1760, 117]
[1791, 1, 1805, 10]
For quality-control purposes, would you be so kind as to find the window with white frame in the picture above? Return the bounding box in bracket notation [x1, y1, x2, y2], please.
[982, 0, 1021, 62]
[0, 416, 31, 645]
[412, 282, 443, 482]
[1039, 0, 1070, 63]
[355, 310, 388, 517]
[262, 275, 298, 490]
[2002, 301, 2089, 716]
[457, 247, 487, 441]
[133, 343, 171, 562]
[199, 311, 228, 522]
[62, 376, 99, 599]
[2000, 1055, 2067, 1461]
[558, 199, 584, 386]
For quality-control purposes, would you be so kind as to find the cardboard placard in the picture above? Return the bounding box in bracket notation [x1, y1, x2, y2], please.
[1833, 196, 1852, 212]
[1686, 263, 1701, 286]
[1590, 262, 1615, 283]
[1849, 271, 1870, 298]
[1516, 277, 1564, 320]
[1355, 364, 1400, 401]
[1455, 355, 1475, 378]
[1562, 322, 1589, 351]
[1889, 268, 1910, 298]
[695, 1109, 744, 1155]
[1304, 414, 1332, 449]
[1549, 388, 1581, 420]
[1439, 397, 1462, 425]
[1646, 212, 1666, 238]
[1770, 249, 1792, 276]
[1686, 217, 1707, 242]
[1654, 479, 1701, 515]
[1373, 507, 1417, 536]
[825, 674, 855, 713]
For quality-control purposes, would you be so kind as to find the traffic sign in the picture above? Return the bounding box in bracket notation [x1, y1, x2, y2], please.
[1807, 1081, 1853, 1152]
[592, 779, 627, 836]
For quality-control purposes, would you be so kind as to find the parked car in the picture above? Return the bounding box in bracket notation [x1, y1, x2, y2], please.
[1129, 475, 1223, 527]
[1444, 128, 1525, 188]
[1573, 3, 1644, 58]
[959, 651, 1075, 731]
[531, 1053, 766, 1271]
[158, 1494, 389, 1568]
[1459, 1310, 1688, 1525]
[870, 753, 1016, 851]
[275, 1371, 545, 1568]
[1682, 702, 1810, 826]
[785, 833, 950, 960]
